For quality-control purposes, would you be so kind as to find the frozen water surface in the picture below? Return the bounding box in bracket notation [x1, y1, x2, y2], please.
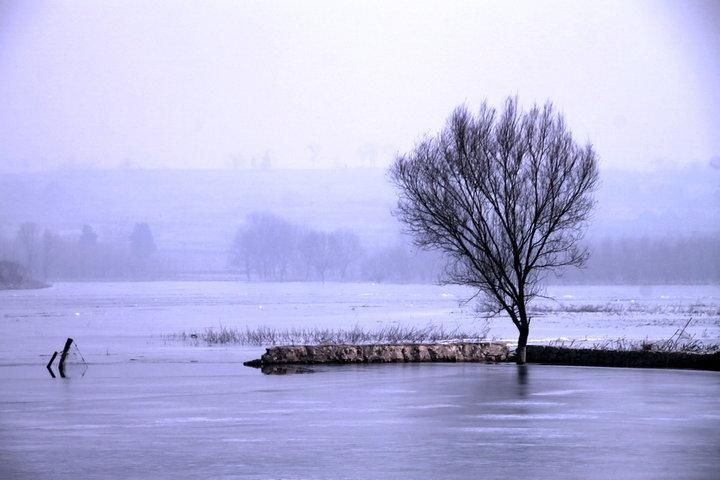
[2, 282, 718, 363]
[1, 362, 719, 479]
[1, 282, 719, 479]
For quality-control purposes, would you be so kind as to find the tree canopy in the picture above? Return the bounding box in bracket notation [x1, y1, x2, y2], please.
[390, 97, 599, 363]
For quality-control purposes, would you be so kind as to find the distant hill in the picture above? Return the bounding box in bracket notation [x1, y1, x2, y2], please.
[0, 165, 717, 270]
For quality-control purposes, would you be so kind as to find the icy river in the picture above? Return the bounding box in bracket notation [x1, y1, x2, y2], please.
[1, 281, 719, 479]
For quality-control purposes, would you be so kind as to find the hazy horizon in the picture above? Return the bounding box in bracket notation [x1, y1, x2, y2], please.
[1, 1, 718, 283]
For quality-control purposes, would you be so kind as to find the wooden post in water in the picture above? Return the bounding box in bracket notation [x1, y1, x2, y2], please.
[46, 351, 58, 370]
[58, 338, 74, 378]
[46, 351, 58, 378]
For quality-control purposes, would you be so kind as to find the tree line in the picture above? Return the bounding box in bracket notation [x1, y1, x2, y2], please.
[0, 222, 158, 280]
[559, 234, 720, 284]
[1, 215, 716, 284]
[230, 212, 719, 284]
[229, 212, 445, 282]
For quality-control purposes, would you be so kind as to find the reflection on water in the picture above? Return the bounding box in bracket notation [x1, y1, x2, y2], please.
[1, 362, 719, 479]
[259, 364, 316, 375]
[517, 364, 529, 397]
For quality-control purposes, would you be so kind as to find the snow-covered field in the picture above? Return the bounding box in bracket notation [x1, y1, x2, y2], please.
[1, 281, 718, 365]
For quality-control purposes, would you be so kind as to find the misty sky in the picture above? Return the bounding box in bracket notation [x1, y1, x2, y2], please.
[1, 0, 718, 172]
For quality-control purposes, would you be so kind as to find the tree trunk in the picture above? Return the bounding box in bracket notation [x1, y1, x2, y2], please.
[516, 324, 529, 365]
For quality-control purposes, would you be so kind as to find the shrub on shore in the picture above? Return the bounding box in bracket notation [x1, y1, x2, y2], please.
[0, 260, 49, 290]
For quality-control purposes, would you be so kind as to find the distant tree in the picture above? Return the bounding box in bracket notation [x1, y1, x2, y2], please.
[328, 230, 362, 279]
[41, 229, 62, 279]
[298, 231, 333, 282]
[0, 227, 9, 261]
[232, 227, 255, 280]
[390, 98, 599, 364]
[0, 260, 25, 286]
[231, 213, 365, 282]
[78, 224, 98, 249]
[0, 260, 41, 288]
[15, 222, 39, 273]
[129, 223, 157, 259]
[297, 229, 362, 282]
[231, 213, 298, 280]
[361, 241, 445, 284]
[74, 224, 101, 277]
[361, 244, 414, 283]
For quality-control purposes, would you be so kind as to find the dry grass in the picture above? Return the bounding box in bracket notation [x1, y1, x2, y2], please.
[548, 318, 720, 354]
[166, 323, 490, 347]
[529, 302, 720, 316]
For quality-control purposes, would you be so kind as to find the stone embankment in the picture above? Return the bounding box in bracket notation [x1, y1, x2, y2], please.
[526, 346, 720, 371]
[244, 342, 720, 373]
[244, 342, 509, 369]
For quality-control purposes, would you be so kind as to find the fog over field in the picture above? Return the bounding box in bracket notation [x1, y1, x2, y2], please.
[0, 164, 718, 283]
[1, 1, 719, 285]
[1, 2, 718, 285]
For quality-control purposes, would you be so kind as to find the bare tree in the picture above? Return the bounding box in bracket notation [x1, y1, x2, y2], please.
[297, 229, 362, 282]
[298, 231, 333, 282]
[390, 97, 599, 364]
[231, 213, 298, 280]
[328, 230, 362, 280]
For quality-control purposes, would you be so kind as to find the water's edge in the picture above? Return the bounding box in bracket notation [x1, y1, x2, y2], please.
[244, 343, 720, 372]
[526, 345, 720, 371]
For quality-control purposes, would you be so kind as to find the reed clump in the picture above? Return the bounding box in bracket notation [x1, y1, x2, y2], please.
[548, 318, 720, 354]
[167, 323, 489, 347]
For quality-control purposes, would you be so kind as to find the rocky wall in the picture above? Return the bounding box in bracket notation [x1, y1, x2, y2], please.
[244, 342, 509, 367]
